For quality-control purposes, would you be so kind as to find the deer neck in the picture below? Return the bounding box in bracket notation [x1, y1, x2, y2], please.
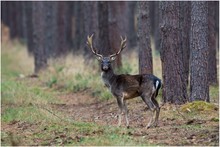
[101, 67, 116, 87]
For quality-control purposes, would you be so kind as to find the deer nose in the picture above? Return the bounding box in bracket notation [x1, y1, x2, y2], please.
[103, 65, 108, 70]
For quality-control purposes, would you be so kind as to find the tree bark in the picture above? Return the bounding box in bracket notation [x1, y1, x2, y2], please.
[127, 1, 137, 49]
[137, 2, 153, 75]
[109, 2, 127, 69]
[98, 2, 111, 56]
[74, 2, 85, 50]
[208, 1, 218, 85]
[56, 1, 72, 56]
[159, 1, 188, 104]
[44, 1, 58, 58]
[83, 1, 98, 64]
[190, 1, 209, 102]
[25, 1, 34, 54]
[180, 1, 191, 87]
[32, 1, 48, 74]
[150, 1, 160, 52]
[8, 2, 18, 39]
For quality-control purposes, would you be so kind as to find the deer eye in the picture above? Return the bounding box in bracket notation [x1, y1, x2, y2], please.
[110, 56, 116, 61]
[96, 56, 102, 61]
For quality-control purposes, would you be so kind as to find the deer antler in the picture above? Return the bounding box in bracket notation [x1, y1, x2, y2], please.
[110, 36, 127, 58]
[87, 34, 103, 59]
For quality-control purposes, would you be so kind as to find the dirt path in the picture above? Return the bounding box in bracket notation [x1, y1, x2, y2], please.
[51, 91, 219, 146]
[2, 89, 218, 146]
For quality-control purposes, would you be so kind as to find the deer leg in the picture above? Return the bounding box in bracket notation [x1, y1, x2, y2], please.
[124, 101, 129, 128]
[116, 96, 124, 127]
[141, 94, 157, 129]
[147, 110, 155, 129]
[152, 98, 160, 127]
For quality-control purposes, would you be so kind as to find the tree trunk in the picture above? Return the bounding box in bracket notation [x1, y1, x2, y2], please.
[137, 2, 153, 75]
[83, 1, 98, 64]
[190, 1, 209, 102]
[208, 1, 218, 85]
[44, 1, 58, 58]
[21, 2, 27, 40]
[150, 1, 160, 52]
[159, 1, 188, 104]
[8, 2, 18, 39]
[98, 2, 111, 56]
[25, 1, 34, 54]
[32, 1, 47, 74]
[74, 2, 85, 50]
[109, 2, 127, 69]
[16, 2, 24, 39]
[127, 1, 137, 49]
[180, 1, 191, 87]
[1, 1, 9, 26]
[56, 1, 71, 56]
[215, 2, 219, 52]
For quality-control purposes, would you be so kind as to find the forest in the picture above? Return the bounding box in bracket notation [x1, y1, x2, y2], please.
[1, 1, 219, 146]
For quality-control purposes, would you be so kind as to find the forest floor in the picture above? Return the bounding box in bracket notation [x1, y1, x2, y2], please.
[50, 90, 220, 146]
[1, 40, 219, 146]
[1, 83, 219, 146]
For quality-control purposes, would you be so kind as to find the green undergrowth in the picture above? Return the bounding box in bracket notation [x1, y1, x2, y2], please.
[1, 41, 218, 146]
[180, 101, 218, 113]
[40, 56, 163, 101]
[209, 86, 219, 103]
[1, 120, 149, 146]
[1, 42, 152, 146]
[41, 63, 136, 101]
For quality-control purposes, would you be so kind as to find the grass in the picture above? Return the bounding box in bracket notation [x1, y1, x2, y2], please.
[180, 101, 218, 113]
[1, 41, 153, 146]
[37, 45, 162, 101]
[1, 40, 219, 146]
[209, 86, 219, 103]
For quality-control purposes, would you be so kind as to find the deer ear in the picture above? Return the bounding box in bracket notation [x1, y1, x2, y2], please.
[110, 56, 116, 61]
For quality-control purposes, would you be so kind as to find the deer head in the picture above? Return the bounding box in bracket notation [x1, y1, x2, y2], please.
[87, 34, 127, 71]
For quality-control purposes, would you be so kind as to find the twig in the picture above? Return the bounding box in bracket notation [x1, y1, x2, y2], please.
[174, 105, 187, 120]
[34, 104, 73, 122]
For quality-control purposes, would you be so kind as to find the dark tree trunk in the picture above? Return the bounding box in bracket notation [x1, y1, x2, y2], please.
[180, 1, 191, 87]
[56, 1, 72, 56]
[159, 1, 187, 104]
[25, 1, 34, 54]
[83, 1, 98, 64]
[150, 1, 160, 51]
[21, 2, 27, 40]
[32, 1, 47, 74]
[8, 2, 18, 39]
[215, 2, 219, 51]
[98, 2, 111, 56]
[1, 1, 9, 26]
[137, 1, 153, 74]
[109, 2, 127, 69]
[190, 1, 209, 102]
[74, 2, 85, 50]
[44, 1, 58, 58]
[15, 2, 21, 38]
[208, 1, 218, 85]
[127, 1, 137, 49]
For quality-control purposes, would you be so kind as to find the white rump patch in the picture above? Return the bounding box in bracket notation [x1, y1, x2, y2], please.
[155, 80, 159, 89]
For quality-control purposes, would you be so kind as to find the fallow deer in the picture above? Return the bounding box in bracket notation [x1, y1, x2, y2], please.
[87, 34, 162, 128]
